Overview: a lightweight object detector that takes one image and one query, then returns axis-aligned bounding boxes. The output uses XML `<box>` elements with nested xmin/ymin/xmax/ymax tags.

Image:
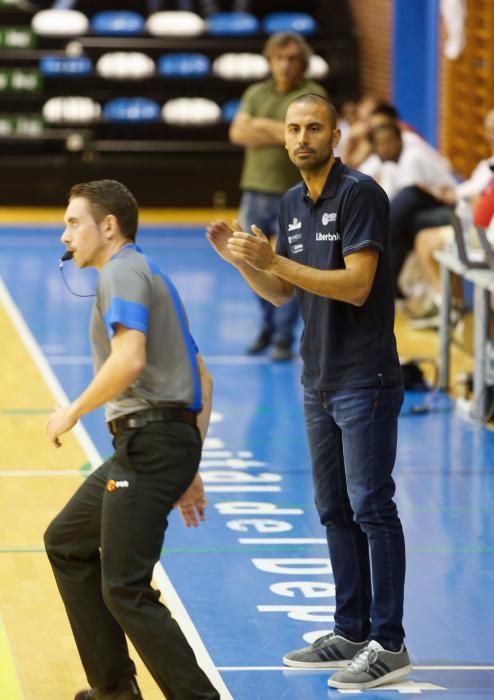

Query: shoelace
<box><xmin>347</xmin><ymin>641</ymin><xmax>382</xmax><ymax>672</ymax></box>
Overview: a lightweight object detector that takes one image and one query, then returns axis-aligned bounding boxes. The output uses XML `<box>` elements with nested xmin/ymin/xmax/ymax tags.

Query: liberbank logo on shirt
<box><xmin>316</xmin><ymin>231</ymin><xmax>341</xmax><ymax>242</ymax></box>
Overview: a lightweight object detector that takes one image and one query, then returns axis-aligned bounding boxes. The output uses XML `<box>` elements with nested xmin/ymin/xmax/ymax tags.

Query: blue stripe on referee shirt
<box><xmin>143</xmin><ymin>254</ymin><xmax>202</xmax><ymax>412</ymax></box>
<box><xmin>103</xmin><ymin>297</ymin><xmax>149</xmax><ymax>338</ymax></box>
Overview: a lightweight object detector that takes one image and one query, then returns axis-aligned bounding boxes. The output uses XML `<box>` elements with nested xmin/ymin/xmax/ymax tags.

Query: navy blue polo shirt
<box><xmin>276</xmin><ymin>157</ymin><xmax>402</xmax><ymax>390</ymax></box>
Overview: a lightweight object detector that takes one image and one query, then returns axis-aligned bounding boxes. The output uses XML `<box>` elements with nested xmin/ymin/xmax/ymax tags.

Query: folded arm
<box><xmin>229</xmin><ymin>112</ymin><xmax>285</xmax><ymax>147</ymax></box>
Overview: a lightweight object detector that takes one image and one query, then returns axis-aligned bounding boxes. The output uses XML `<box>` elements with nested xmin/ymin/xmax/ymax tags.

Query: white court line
<box><xmin>214</xmin><ymin>665</ymin><xmax>494</xmax><ymax>671</ymax></box>
<box><xmin>0</xmin><ymin>276</ymin><xmax>232</xmax><ymax>700</ymax></box>
<box><xmin>0</xmin><ymin>277</ymin><xmax>101</xmax><ymax>470</ymax></box>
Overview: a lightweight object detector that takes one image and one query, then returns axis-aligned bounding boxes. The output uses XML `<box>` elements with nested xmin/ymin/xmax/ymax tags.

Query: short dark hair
<box><xmin>68</xmin><ymin>179</ymin><xmax>138</xmax><ymax>241</ymax></box>
<box><xmin>287</xmin><ymin>93</ymin><xmax>338</xmax><ymax>129</ymax></box>
<box><xmin>263</xmin><ymin>32</ymin><xmax>312</xmax><ymax>72</ymax></box>
<box><xmin>371</xmin><ymin>102</ymin><xmax>400</xmax><ymax>121</ymax></box>
<box><xmin>370</xmin><ymin>122</ymin><xmax>402</xmax><ymax>144</ymax></box>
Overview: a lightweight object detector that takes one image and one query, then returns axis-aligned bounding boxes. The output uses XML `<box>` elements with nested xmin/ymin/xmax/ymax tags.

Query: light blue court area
<box><xmin>0</xmin><ymin>225</ymin><xmax>493</xmax><ymax>699</ymax></box>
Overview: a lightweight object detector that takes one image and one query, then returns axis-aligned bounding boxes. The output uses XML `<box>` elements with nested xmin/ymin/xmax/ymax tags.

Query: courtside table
<box><xmin>434</xmin><ymin>249</ymin><xmax>494</xmax><ymax>422</ymax></box>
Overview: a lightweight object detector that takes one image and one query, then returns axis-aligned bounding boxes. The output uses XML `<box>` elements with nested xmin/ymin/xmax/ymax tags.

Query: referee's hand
<box><xmin>174</xmin><ymin>474</ymin><xmax>207</xmax><ymax>527</ymax></box>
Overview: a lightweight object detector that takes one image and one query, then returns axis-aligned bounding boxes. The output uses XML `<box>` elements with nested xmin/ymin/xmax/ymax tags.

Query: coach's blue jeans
<box><xmin>303</xmin><ymin>383</ymin><xmax>406</xmax><ymax>650</ymax></box>
<box><xmin>239</xmin><ymin>190</ymin><xmax>299</xmax><ymax>346</ymax></box>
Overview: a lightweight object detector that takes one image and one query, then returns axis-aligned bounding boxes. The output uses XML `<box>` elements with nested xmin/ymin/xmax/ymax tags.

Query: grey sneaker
<box><xmin>283</xmin><ymin>632</ymin><xmax>368</xmax><ymax>668</ymax></box>
<box><xmin>328</xmin><ymin>640</ymin><xmax>412</xmax><ymax>689</ymax></box>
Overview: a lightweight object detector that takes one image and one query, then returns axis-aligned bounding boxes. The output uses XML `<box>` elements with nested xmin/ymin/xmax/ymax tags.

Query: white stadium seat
<box><xmin>307</xmin><ymin>55</ymin><xmax>330</xmax><ymax>80</ymax></box>
<box><xmin>32</xmin><ymin>10</ymin><xmax>89</xmax><ymax>37</ymax></box>
<box><xmin>146</xmin><ymin>11</ymin><xmax>205</xmax><ymax>37</ymax></box>
<box><xmin>213</xmin><ymin>53</ymin><xmax>269</xmax><ymax>81</ymax></box>
<box><xmin>42</xmin><ymin>97</ymin><xmax>100</xmax><ymax>124</ymax></box>
<box><xmin>162</xmin><ymin>98</ymin><xmax>221</xmax><ymax>126</ymax></box>
<box><xmin>96</xmin><ymin>52</ymin><xmax>155</xmax><ymax>80</ymax></box>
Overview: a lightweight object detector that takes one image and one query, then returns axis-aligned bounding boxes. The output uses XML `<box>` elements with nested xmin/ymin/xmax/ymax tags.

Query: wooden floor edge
<box><xmin>0</xmin><ymin>208</ymin><xmax>239</xmax><ymax>225</ymax></box>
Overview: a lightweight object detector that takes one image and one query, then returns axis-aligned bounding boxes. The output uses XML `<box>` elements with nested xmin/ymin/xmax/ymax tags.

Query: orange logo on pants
<box><xmin>106</xmin><ymin>479</ymin><xmax>129</xmax><ymax>492</ymax></box>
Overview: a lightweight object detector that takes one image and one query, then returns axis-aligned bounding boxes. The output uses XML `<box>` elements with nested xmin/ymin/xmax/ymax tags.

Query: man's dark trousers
<box><xmin>389</xmin><ymin>185</ymin><xmax>452</xmax><ymax>294</ymax></box>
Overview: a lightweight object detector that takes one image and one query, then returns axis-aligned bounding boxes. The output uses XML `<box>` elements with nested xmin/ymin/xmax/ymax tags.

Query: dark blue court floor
<box><xmin>1</xmin><ymin>225</ymin><xmax>493</xmax><ymax>699</ymax></box>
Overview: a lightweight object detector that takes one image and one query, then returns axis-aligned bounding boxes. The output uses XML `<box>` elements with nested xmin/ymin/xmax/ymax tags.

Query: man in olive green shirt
<box><xmin>230</xmin><ymin>32</ymin><xmax>327</xmax><ymax>360</ymax></box>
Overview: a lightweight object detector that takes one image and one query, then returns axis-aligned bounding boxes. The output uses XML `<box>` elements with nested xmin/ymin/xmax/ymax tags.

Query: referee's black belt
<box><xmin>107</xmin><ymin>406</ymin><xmax>197</xmax><ymax>435</ymax></box>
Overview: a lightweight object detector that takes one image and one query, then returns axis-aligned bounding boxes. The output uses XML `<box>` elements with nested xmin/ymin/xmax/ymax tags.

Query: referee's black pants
<box><xmin>44</xmin><ymin>420</ymin><xmax>220</xmax><ymax>700</ymax></box>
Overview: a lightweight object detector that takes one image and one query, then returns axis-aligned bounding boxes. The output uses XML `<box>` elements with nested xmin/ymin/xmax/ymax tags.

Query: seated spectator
<box><xmin>369</xmin><ymin>122</ymin><xmax>456</xmax><ymax>296</ymax></box>
<box><xmin>359</xmin><ymin>103</ymin><xmax>443</xmax><ymax>181</ymax></box>
<box><xmin>339</xmin><ymin>94</ymin><xmax>379</xmax><ymax>167</ymax></box>
<box><xmin>438</xmin><ymin>109</ymin><xmax>494</xmax><ymax>207</ymax></box>
<box><xmin>334</xmin><ymin>99</ymin><xmax>357</xmax><ymax>157</ymax></box>
<box><xmin>410</xmin><ymin>109</ymin><xmax>494</xmax><ymax>326</ymax></box>
<box><xmin>341</xmin><ymin>100</ymin><xmax>420</xmax><ymax>170</ymax></box>
<box><xmin>474</xmin><ymin>169</ymin><xmax>494</xmax><ymax>235</ymax></box>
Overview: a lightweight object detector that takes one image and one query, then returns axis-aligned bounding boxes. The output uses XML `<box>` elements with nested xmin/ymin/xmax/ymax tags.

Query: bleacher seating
<box><xmin>0</xmin><ymin>0</ymin><xmax>358</xmax><ymax>206</ymax></box>
<box><xmin>262</xmin><ymin>12</ymin><xmax>318</xmax><ymax>36</ymax></box>
<box><xmin>146</xmin><ymin>11</ymin><xmax>206</xmax><ymax>37</ymax></box>
<box><xmin>43</xmin><ymin>96</ymin><xmax>101</xmax><ymax>123</ymax></box>
<box><xmin>96</xmin><ymin>52</ymin><xmax>155</xmax><ymax>80</ymax></box>
<box><xmin>91</xmin><ymin>11</ymin><xmax>145</xmax><ymax>36</ymax></box>
<box><xmin>207</xmin><ymin>12</ymin><xmax>259</xmax><ymax>37</ymax></box>
<box><xmin>162</xmin><ymin>98</ymin><xmax>221</xmax><ymax>126</ymax></box>
<box><xmin>39</xmin><ymin>56</ymin><xmax>93</xmax><ymax>78</ymax></box>
<box><xmin>31</xmin><ymin>9</ymin><xmax>89</xmax><ymax>37</ymax></box>
<box><xmin>157</xmin><ymin>53</ymin><xmax>211</xmax><ymax>78</ymax></box>
<box><xmin>103</xmin><ymin>97</ymin><xmax>160</xmax><ymax>122</ymax></box>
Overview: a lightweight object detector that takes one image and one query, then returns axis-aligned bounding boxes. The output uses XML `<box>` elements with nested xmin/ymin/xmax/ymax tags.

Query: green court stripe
<box><xmin>0</xmin><ymin>614</ymin><xmax>23</xmax><ymax>699</ymax></box>
<box><xmin>0</xmin><ymin>544</ymin><xmax>492</xmax><ymax>555</ymax></box>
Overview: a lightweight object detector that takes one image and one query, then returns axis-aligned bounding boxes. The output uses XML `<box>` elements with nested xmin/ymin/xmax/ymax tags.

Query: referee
<box><xmin>45</xmin><ymin>180</ymin><xmax>219</xmax><ymax>700</ymax></box>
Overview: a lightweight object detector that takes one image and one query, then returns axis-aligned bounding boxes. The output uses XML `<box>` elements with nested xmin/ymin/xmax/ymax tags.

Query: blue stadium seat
<box><xmin>103</xmin><ymin>97</ymin><xmax>160</xmax><ymax>123</ymax></box>
<box><xmin>208</xmin><ymin>12</ymin><xmax>259</xmax><ymax>36</ymax></box>
<box><xmin>263</xmin><ymin>12</ymin><xmax>317</xmax><ymax>36</ymax></box>
<box><xmin>39</xmin><ymin>56</ymin><xmax>92</xmax><ymax>77</ymax></box>
<box><xmin>91</xmin><ymin>11</ymin><xmax>145</xmax><ymax>36</ymax></box>
<box><xmin>157</xmin><ymin>54</ymin><xmax>210</xmax><ymax>79</ymax></box>
<box><xmin>222</xmin><ymin>99</ymin><xmax>241</xmax><ymax>123</ymax></box>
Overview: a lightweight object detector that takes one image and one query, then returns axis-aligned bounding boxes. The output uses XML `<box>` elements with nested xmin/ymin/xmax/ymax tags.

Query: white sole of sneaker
<box><xmin>327</xmin><ymin>663</ymin><xmax>413</xmax><ymax>689</ymax></box>
<box><xmin>283</xmin><ymin>657</ymin><xmax>350</xmax><ymax>669</ymax></box>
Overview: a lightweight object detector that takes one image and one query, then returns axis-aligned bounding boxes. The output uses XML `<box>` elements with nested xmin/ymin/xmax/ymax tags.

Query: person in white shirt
<box><xmin>410</xmin><ymin>109</ymin><xmax>494</xmax><ymax>325</ymax></box>
<box><xmin>437</xmin><ymin>108</ymin><xmax>494</xmax><ymax>205</ymax></box>
<box><xmin>370</xmin><ymin>122</ymin><xmax>455</xmax><ymax>295</ymax></box>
